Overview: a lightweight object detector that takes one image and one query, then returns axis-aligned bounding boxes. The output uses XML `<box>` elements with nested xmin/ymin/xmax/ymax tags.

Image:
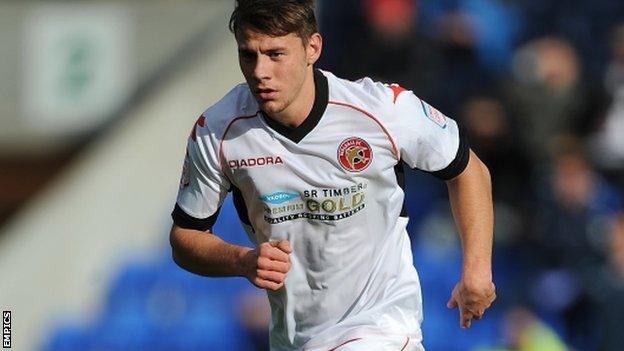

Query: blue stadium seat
<box><xmin>41</xmin><ymin>324</ymin><xmax>93</xmax><ymax>351</ymax></box>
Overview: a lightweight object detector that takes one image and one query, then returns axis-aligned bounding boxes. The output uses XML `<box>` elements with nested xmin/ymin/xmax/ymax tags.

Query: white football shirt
<box><xmin>172</xmin><ymin>69</ymin><xmax>468</xmax><ymax>350</ymax></box>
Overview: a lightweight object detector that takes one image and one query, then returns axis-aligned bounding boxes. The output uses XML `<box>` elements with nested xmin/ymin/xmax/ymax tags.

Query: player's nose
<box><xmin>252</xmin><ymin>56</ymin><xmax>272</xmax><ymax>81</ymax></box>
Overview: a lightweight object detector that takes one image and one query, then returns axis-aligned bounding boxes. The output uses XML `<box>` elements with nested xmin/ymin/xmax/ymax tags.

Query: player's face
<box><xmin>236</xmin><ymin>28</ymin><xmax>321</xmax><ymax>118</ymax></box>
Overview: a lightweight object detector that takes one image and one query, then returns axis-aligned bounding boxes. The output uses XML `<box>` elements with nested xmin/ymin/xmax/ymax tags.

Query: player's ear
<box><xmin>306</xmin><ymin>33</ymin><xmax>322</xmax><ymax>65</ymax></box>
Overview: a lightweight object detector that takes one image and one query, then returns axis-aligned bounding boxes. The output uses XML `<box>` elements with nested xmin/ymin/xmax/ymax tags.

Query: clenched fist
<box><xmin>242</xmin><ymin>240</ymin><xmax>292</xmax><ymax>291</ymax></box>
<box><xmin>446</xmin><ymin>278</ymin><xmax>496</xmax><ymax>328</ymax></box>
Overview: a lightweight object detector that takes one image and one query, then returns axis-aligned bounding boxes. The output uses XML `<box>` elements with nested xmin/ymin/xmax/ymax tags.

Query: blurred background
<box><xmin>1</xmin><ymin>0</ymin><xmax>623</xmax><ymax>350</ymax></box>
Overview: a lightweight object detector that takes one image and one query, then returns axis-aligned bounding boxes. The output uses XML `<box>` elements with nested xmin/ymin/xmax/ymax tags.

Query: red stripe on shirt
<box><xmin>328</xmin><ymin>100</ymin><xmax>400</xmax><ymax>160</ymax></box>
<box><xmin>325</xmin><ymin>335</ymin><xmax>411</xmax><ymax>351</ymax></box>
<box><xmin>400</xmin><ymin>336</ymin><xmax>410</xmax><ymax>351</ymax></box>
<box><xmin>327</xmin><ymin>337</ymin><xmax>363</xmax><ymax>351</ymax></box>
<box><xmin>219</xmin><ymin>112</ymin><xmax>261</xmax><ymax>174</ymax></box>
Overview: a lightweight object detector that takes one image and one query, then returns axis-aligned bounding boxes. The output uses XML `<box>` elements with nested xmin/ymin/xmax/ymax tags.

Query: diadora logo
<box><xmin>228</xmin><ymin>156</ymin><xmax>284</xmax><ymax>169</ymax></box>
<box><xmin>338</xmin><ymin>137</ymin><xmax>373</xmax><ymax>172</ymax></box>
<box><xmin>260</xmin><ymin>191</ymin><xmax>300</xmax><ymax>205</ymax></box>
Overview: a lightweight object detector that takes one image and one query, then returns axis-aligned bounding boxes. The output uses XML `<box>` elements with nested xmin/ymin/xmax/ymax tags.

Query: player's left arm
<box><xmin>445</xmin><ymin>149</ymin><xmax>496</xmax><ymax>328</ymax></box>
<box><xmin>377</xmin><ymin>83</ymin><xmax>496</xmax><ymax>327</ymax></box>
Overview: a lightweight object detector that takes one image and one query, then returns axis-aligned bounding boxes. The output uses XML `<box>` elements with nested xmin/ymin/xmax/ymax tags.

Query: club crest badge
<box><xmin>338</xmin><ymin>137</ymin><xmax>373</xmax><ymax>172</ymax></box>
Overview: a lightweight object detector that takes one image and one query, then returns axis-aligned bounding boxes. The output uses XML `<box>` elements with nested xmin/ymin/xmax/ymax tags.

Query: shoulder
<box><xmin>191</xmin><ymin>83</ymin><xmax>260</xmax><ymax>142</ymax></box>
<box><xmin>322</xmin><ymin>70</ymin><xmax>408</xmax><ymax>109</ymax></box>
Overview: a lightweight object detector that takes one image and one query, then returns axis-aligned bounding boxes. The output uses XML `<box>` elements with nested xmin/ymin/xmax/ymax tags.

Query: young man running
<box><xmin>170</xmin><ymin>1</ymin><xmax>496</xmax><ymax>349</ymax></box>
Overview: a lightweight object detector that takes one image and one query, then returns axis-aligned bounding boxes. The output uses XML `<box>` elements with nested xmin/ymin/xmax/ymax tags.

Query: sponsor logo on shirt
<box><xmin>338</xmin><ymin>137</ymin><xmax>373</xmax><ymax>172</ymax></box>
<box><xmin>228</xmin><ymin>156</ymin><xmax>284</xmax><ymax>169</ymax></box>
<box><xmin>260</xmin><ymin>191</ymin><xmax>300</xmax><ymax>205</ymax></box>
<box><xmin>260</xmin><ymin>183</ymin><xmax>368</xmax><ymax>224</ymax></box>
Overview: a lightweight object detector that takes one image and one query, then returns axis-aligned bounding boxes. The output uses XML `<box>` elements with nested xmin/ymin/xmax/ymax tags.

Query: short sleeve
<box><xmin>392</xmin><ymin>89</ymin><xmax>469</xmax><ymax>180</ymax></box>
<box><xmin>171</xmin><ymin>117</ymin><xmax>231</xmax><ymax>231</ymax></box>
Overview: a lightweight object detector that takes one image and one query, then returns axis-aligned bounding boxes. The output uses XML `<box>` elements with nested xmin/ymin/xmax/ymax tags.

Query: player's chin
<box><xmin>258</xmin><ymin>100</ymin><xmax>283</xmax><ymax>114</ymax></box>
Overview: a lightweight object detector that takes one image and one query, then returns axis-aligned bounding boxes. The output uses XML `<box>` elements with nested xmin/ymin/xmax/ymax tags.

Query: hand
<box><xmin>242</xmin><ymin>240</ymin><xmax>292</xmax><ymax>291</ymax></box>
<box><xmin>446</xmin><ymin>278</ymin><xmax>496</xmax><ymax>328</ymax></box>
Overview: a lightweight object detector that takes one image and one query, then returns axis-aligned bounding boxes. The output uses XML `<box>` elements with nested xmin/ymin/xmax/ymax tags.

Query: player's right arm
<box><xmin>170</xmin><ymin>114</ymin><xmax>291</xmax><ymax>290</ymax></box>
<box><xmin>170</xmin><ymin>224</ymin><xmax>291</xmax><ymax>290</ymax></box>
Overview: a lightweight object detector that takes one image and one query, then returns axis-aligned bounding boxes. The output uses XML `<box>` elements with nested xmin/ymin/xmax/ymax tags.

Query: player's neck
<box><xmin>267</xmin><ymin>68</ymin><xmax>315</xmax><ymax>128</ymax></box>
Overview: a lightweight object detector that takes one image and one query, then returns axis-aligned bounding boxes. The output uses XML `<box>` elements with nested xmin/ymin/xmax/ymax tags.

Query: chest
<box><xmin>221</xmin><ymin>111</ymin><xmax>397</xmax><ymax>195</ymax></box>
<box><xmin>219</xmin><ymin>108</ymin><xmax>400</xmax><ymax>228</ymax></box>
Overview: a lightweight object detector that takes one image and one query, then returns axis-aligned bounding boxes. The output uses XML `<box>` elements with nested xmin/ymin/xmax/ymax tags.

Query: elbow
<box><xmin>169</xmin><ymin>224</ymin><xmax>206</xmax><ymax>271</ymax></box>
<box><xmin>478</xmin><ymin>156</ymin><xmax>491</xmax><ymax>183</ymax></box>
<box><xmin>170</xmin><ymin>244</ymin><xmax>189</xmax><ymax>272</ymax></box>
<box><xmin>474</xmin><ymin>153</ymin><xmax>492</xmax><ymax>193</ymax></box>
<box><xmin>468</xmin><ymin>149</ymin><xmax>491</xmax><ymax>181</ymax></box>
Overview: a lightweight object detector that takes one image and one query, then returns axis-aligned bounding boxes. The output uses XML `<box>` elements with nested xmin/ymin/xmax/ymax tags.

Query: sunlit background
<box><xmin>1</xmin><ymin>0</ymin><xmax>623</xmax><ymax>350</ymax></box>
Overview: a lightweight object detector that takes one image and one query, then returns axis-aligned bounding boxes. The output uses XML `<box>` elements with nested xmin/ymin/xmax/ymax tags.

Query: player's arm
<box><xmin>384</xmin><ymin>85</ymin><xmax>495</xmax><ymax>327</ymax></box>
<box><xmin>170</xmin><ymin>224</ymin><xmax>251</xmax><ymax>277</ymax></box>
<box><xmin>172</xmin><ymin>115</ymin><xmax>291</xmax><ymax>290</ymax></box>
<box><xmin>169</xmin><ymin>224</ymin><xmax>292</xmax><ymax>290</ymax></box>
<box><xmin>445</xmin><ymin>149</ymin><xmax>496</xmax><ymax>328</ymax></box>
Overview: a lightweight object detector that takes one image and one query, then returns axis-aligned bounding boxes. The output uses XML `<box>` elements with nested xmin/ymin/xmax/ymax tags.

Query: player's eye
<box><xmin>268</xmin><ymin>52</ymin><xmax>284</xmax><ymax>59</ymax></box>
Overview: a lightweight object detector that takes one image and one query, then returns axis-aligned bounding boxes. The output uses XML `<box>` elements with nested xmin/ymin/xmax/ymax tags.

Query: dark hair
<box><xmin>229</xmin><ymin>0</ymin><xmax>318</xmax><ymax>44</ymax></box>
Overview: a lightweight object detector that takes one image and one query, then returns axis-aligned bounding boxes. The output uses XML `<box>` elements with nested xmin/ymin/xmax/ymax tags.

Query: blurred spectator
<box><xmin>460</xmin><ymin>94</ymin><xmax>531</xmax><ymax>254</ymax></box>
<box><xmin>322</xmin><ymin>0</ymin><xmax>448</xmax><ymax>108</ymax></box>
<box><xmin>588</xmin><ymin>23</ymin><xmax>624</xmax><ymax>187</ymax></box>
<box><xmin>319</xmin><ymin>0</ymin><xmax>483</xmax><ymax>113</ymax></box>
<box><xmin>530</xmin><ymin>138</ymin><xmax>622</xmax><ymax>350</ymax></box>
<box><xmin>505</xmin><ymin>37</ymin><xmax>591</xmax><ymax>164</ymax></box>
<box><xmin>517</xmin><ymin>0</ymin><xmax>624</xmax><ymax>84</ymax></box>
<box><xmin>604</xmin><ymin>24</ymin><xmax>624</xmax><ymax>95</ymax></box>
<box><xmin>426</xmin><ymin>6</ymin><xmax>490</xmax><ymax>114</ymax></box>
<box><xmin>316</xmin><ymin>0</ymin><xmax>366</xmax><ymax>73</ymax></box>
<box><xmin>472</xmin><ymin>306</ymin><xmax>569</xmax><ymax>351</ymax></box>
<box><xmin>500</xmin><ymin>306</ymin><xmax>568</xmax><ymax>351</ymax></box>
<box><xmin>460</xmin><ymin>94</ymin><xmax>530</xmax><ymax>206</ymax></box>
<box><xmin>417</xmin><ymin>0</ymin><xmax>511</xmax><ymax>113</ymax></box>
<box><xmin>420</xmin><ymin>0</ymin><xmax>521</xmax><ymax>74</ymax></box>
<box><xmin>582</xmin><ymin>213</ymin><xmax>624</xmax><ymax>351</ymax></box>
<box><xmin>533</xmin><ymin>137</ymin><xmax>622</xmax><ymax>269</ymax></box>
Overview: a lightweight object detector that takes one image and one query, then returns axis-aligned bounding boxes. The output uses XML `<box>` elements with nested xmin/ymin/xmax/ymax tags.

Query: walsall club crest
<box><xmin>338</xmin><ymin>137</ymin><xmax>373</xmax><ymax>172</ymax></box>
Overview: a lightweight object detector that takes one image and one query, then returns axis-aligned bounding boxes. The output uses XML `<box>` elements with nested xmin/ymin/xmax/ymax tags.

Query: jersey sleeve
<box><xmin>392</xmin><ymin>88</ymin><xmax>470</xmax><ymax>180</ymax></box>
<box><xmin>171</xmin><ymin>117</ymin><xmax>231</xmax><ymax>231</ymax></box>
